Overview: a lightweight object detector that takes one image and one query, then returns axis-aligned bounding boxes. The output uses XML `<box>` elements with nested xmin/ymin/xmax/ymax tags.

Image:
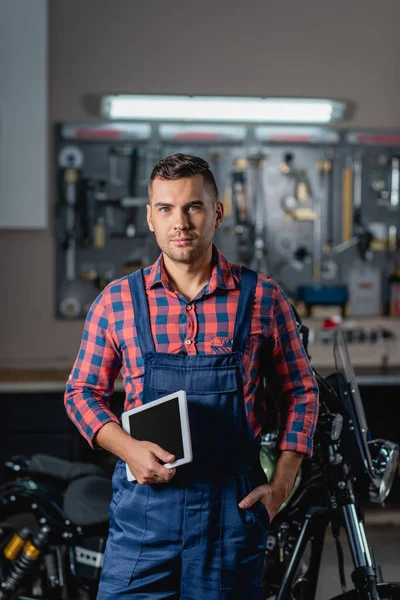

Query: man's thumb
<box><xmin>239</xmin><ymin>490</ymin><xmax>260</xmax><ymax>509</ymax></box>
<box><xmin>151</xmin><ymin>444</ymin><xmax>175</xmax><ymax>464</ymax></box>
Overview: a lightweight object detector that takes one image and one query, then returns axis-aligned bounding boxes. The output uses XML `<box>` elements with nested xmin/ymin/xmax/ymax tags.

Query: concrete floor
<box><xmin>317</xmin><ymin>522</ymin><xmax>400</xmax><ymax>599</ymax></box>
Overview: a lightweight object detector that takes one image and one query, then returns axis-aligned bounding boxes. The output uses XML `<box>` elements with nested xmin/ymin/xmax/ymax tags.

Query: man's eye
<box><xmin>188</xmin><ymin>205</ymin><xmax>200</xmax><ymax>211</ymax></box>
<box><xmin>160</xmin><ymin>207</ymin><xmax>170</xmax><ymax>213</ymax></box>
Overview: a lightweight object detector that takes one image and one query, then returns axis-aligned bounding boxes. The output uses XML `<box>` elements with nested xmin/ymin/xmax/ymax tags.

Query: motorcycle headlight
<box><xmin>368</xmin><ymin>440</ymin><xmax>399</xmax><ymax>503</ymax></box>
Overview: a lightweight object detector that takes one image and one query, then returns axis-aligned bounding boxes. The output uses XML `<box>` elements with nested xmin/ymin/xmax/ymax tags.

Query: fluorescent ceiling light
<box><xmin>101</xmin><ymin>95</ymin><xmax>346</xmax><ymax>124</ymax></box>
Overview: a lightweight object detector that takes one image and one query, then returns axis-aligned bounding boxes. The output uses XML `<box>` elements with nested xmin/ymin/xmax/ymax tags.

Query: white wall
<box><xmin>0</xmin><ymin>0</ymin><xmax>47</xmax><ymax>229</ymax></box>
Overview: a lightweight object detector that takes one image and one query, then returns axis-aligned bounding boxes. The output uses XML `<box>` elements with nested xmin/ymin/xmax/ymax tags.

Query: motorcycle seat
<box><xmin>28</xmin><ymin>454</ymin><xmax>107</xmax><ymax>481</ymax></box>
<box><xmin>64</xmin><ymin>475</ymin><xmax>112</xmax><ymax>526</ymax></box>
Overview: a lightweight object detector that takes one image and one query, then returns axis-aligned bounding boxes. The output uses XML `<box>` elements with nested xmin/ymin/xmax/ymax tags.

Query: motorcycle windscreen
<box><xmin>333</xmin><ymin>330</ymin><xmax>375</xmax><ymax>477</ymax></box>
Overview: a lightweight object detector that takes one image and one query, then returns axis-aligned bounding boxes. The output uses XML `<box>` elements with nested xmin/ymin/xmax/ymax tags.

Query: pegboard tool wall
<box><xmin>55</xmin><ymin>124</ymin><xmax>400</xmax><ymax>319</ymax></box>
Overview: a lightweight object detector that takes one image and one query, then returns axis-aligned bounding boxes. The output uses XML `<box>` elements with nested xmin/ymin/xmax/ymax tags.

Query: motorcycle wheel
<box><xmin>329</xmin><ymin>582</ymin><xmax>400</xmax><ymax>600</ymax></box>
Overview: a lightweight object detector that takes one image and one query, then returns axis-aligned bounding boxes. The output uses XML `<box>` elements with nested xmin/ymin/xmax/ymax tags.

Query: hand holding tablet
<box><xmin>121</xmin><ymin>390</ymin><xmax>193</xmax><ymax>483</ymax></box>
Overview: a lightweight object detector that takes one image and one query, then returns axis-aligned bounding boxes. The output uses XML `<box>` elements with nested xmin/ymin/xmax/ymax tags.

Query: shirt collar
<box><xmin>145</xmin><ymin>245</ymin><xmax>238</xmax><ymax>292</ymax></box>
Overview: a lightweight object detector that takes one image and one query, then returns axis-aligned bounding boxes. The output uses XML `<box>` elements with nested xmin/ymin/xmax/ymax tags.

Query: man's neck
<box><xmin>163</xmin><ymin>246</ymin><xmax>214</xmax><ymax>302</ymax></box>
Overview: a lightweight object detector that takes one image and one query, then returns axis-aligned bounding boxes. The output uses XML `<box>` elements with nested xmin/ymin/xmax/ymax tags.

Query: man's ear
<box><xmin>146</xmin><ymin>203</ymin><xmax>154</xmax><ymax>232</ymax></box>
<box><xmin>215</xmin><ymin>201</ymin><xmax>224</xmax><ymax>229</ymax></box>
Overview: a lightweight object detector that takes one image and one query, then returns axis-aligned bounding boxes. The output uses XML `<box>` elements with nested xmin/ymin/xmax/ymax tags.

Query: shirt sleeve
<box><xmin>64</xmin><ymin>288</ymin><xmax>122</xmax><ymax>448</ymax></box>
<box><xmin>265</xmin><ymin>284</ymin><xmax>319</xmax><ymax>457</ymax></box>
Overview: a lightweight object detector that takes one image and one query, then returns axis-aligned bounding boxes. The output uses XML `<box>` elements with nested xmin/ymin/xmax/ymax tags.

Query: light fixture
<box><xmin>100</xmin><ymin>95</ymin><xmax>347</xmax><ymax>124</ymax></box>
<box><xmin>255</xmin><ymin>126</ymin><xmax>340</xmax><ymax>143</ymax></box>
<box><xmin>368</xmin><ymin>439</ymin><xmax>399</xmax><ymax>503</ymax></box>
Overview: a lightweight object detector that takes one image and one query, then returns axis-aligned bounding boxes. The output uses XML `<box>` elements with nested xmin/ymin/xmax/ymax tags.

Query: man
<box><xmin>65</xmin><ymin>153</ymin><xmax>319</xmax><ymax>599</ymax></box>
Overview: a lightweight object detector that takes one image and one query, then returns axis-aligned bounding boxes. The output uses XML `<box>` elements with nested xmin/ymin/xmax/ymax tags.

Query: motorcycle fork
<box><xmin>276</xmin><ymin>508</ymin><xmax>327</xmax><ymax>600</ymax></box>
<box><xmin>342</xmin><ymin>503</ymin><xmax>380</xmax><ymax>599</ymax></box>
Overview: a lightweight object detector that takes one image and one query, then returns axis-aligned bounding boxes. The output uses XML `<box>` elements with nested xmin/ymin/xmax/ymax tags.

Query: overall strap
<box><xmin>232</xmin><ymin>267</ymin><xmax>258</xmax><ymax>353</ymax></box>
<box><xmin>128</xmin><ymin>270</ymin><xmax>156</xmax><ymax>356</ymax></box>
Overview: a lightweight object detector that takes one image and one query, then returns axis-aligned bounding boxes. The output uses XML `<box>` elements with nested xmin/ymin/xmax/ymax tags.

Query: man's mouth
<box><xmin>171</xmin><ymin>238</ymin><xmax>193</xmax><ymax>245</ymax></box>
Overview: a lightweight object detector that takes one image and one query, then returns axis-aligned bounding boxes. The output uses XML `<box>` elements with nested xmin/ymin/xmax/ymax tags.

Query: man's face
<box><xmin>146</xmin><ymin>175</ymin><xmax>223</xmax><ymax>264</ymax></box>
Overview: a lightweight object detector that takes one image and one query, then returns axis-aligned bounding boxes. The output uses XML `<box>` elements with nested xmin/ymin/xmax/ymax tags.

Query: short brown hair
<box><xmin>149</xmin><ymin>153</ymin><xmax>218</xmax><ymax>202</ymax></box>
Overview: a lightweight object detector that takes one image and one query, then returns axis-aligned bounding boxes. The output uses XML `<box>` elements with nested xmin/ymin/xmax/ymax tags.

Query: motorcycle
<box><xmin>0</xmin><ymin>330</ymin><xmax>399</xmax><ymax>599</ymax></box>
<box><xmin>260</xmin><ymin>329</ymin><xmax>400</xmax><ymax>600</ymax></box>
<box><xmin>0</xmin><ymin>455</ymin><xmax>112</xmax><ymax>599</ymax></box>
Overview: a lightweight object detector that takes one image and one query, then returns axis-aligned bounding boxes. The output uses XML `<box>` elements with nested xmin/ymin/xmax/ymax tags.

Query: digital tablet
<box><xmin>121</xmin><ymin>390</ymin><xmax>192</xmax><ymax>482</ymax></box>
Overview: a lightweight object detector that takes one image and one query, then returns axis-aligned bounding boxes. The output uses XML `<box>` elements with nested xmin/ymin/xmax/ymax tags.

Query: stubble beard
<box><xmin>159</xmin><ymin>234</ymin><xmax>213</xmax><ymax>265</ymax></box>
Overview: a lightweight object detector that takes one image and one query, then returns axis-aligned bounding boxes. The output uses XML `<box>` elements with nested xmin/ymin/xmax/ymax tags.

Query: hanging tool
<box><xmin>388</xmin><ymin>225</ymin><xmax>398</xmax><ymax>253</ymax></box>
<box><xmin>93</xmin><ymin>179</ymin><xmax>115</xmax><ymax>233</ymax></box>
<box><xmin>95</xmin><ymin>263</ymin><xmax>115</xmax><ymax>291</ymax></box>
<box><xmin>210</xmin><ymin>150</ymin><xmax>222</xmax><ymax>197</ymax></box>
<box><xmin>93</xmin><ymin>217</ymin><xmax>106</xmax><ymax>249</ymax></box>
<box><xmin>107</xmin><ymin>147</ymin><xmax>124</xmax><ymax>230</ymax></box>
<box><xmin>77</xmin><ymin>179</ymin><xmax>93</xmax><ymax>249</ymax></box>
<box><xmin>58</xmin><ymin>146</ymin><xmax>84</xmax><ymax>170</ymax></box>
<box><xmin>353</xmin><ymin>153</ymin><xmax>375</xmax><ymax>261</ymax></box>
<box><xmin>64</xmin><ymin>168</ymin><xmax>78</xmax><ymax>281</ymax></box>
<box><xmin>337</xmin><ymin>154</ymin><xmax>374</xmax><ymax>262</ymax></box>
<box><xmin>107</xmin><ymin>145</ymin><xmax>131</xmax><ymax>230</ymax></box>
<box><xmin>312</xmin><ymin>195</ymin><xmax>322</xmax><ymax>283</ymax></box>
<box><xmin>59</xmin><ymin>296</ymin><xmax>82</xmax><ymax>318</ymax></box>
<box><xmin>390</xmin><ymin>156</ymin><xmax>400</xmax><ymax>208</ymax></box>
<box><xmin>317</xmin><ymin>155</ymin><xmax>334</xmax><ymax>245</ymax></box>
<box><xmin>58</xmin><ymin>146</ymin><xmax>84</xmax><ymax>282</ymax></box>
<box><xmin>280</xmin><ymin>153</ymin><xmax>298</xmax><ymax>215</ymax></box>
<box><xmin>280</xmin><ymin>153</ymin><xmax>293</xmax><ymax>175</ymax></box>
<box><xmin>108</xmin><ymin>146</ymin><xmax>125</xmax><ymax>188</ymax></box>
<box><xmin>103</xmin><ymin>147</ymin><xmax>149</xmax><ymax>239</ymax></box>
<box><xmin>280</xmin><ymin>152</ymin><xmax>316</xmax><ymax>221</ymax></box>
<box><xmin>316</xmin><ymin>154</ymin><xmax>338</xmax><ymax>282</ymax></box>
<box><xmin>353</xmin><ymin>153</ymin><xmax>363</xmax><ymax>227</ymax></box>
<box><xmin>232</xmin><ymin>158</ymin><xmax>254</xmax><ymax>264</ymax></box>
<box><xmin>79</xmin><ymin>264</ymin><xmax>98</xmax><ymax>282</ymax></box>
<box><xmin>121</xmin><ymin>147</ymin><xmax>149</xmax><ymax>238</ymax></box>
<box><xmin>248</xmin><ymin>152</ymin><xmax>268</xmax><ymax>273</ymax></box>
<box><xmin>222</xmin><ymin>183</ymin><xmax>233</xmax><ymax>217</ymax></box>
<box><xmin>233</xmin><ymin>159</ymin><xmax>249</xmax><ymax>223</ymax></box>
<box><xmin>126</xmin><ymin>147</ymin><xmax>139</xmax><ymax>238</ymax></box>
<box><xmin>341</xmin><ymin>157</ymin><xmax>353</xmax><ymax>243</ymax></box>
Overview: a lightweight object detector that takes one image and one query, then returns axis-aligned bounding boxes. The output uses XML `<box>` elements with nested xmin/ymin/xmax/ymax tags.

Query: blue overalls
<box><xmin>97</xmin><ymin>267</ymin><xmax>270</xmax><ymax>599</ymax></box>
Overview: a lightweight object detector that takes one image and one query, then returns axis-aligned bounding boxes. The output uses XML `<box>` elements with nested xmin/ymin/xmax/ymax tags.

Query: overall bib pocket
<box><xmin>149</xmin><ymin>365</ymin><xmax>238</xmax><ymax>395</ymax></box>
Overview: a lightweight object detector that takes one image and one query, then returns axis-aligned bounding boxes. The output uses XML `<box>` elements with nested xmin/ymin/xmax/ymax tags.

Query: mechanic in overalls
<box><xmin>65</xmin><ymin>153</ymin><xmax>319</xmax><ymax>599</ymax></box>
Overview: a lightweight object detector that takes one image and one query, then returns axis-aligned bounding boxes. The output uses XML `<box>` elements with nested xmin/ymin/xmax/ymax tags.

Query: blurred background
<box><xmin>1</xmin><ymin>1</ymin><xmax>400</xmax><ymax>595</ymax></box>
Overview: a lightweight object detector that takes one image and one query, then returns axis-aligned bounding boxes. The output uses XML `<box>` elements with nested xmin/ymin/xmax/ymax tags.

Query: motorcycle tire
<box><xmin>329</xmin><ymin>582</ymin><xmax>400</xmax><ymax>600</ymax></box>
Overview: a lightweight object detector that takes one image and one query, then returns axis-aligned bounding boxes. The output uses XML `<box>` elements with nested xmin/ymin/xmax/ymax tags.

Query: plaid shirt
<box><xmin>65</xmin><ymin>246</ymin><xmax>319</xmax><ymax>456</ymax></box>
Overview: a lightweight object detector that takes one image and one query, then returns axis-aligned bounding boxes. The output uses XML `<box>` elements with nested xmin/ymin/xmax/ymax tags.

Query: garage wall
<box><xmin>1</xmin><ymin>0</ymin><xmax>400</xmax><ymax>368</ymax></box>
<box><xmin>0</xmin><ymin>0</ymin><xmax>48</xmax><ymax>229</ymax></box>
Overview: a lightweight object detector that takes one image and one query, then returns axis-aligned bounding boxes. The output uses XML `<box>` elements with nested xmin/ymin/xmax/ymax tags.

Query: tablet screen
<box><xmin>128</xmin><ymin>396</ymin><xmax>184</xmax><ymax>460</ymax></box>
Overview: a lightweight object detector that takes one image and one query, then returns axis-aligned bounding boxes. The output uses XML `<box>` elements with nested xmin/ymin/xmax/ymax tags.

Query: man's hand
<box><xmin>238</xmin><ymin>483</ymin><xmax>288</xmax><ymax>522</ymax></box>
<box><xmin>238</xmin><ymin>450</ymin><xmax>304</xmax><ymax>522</ymax></box>
<box><xmin>126</xmin><ymin>440</ymin><xmax>177</xmax><ymax>485</ymax></box>
<box><xmin>94</xmin><ymin>422</ymin><xmax>176</xmax><ymax>485</ymax></box>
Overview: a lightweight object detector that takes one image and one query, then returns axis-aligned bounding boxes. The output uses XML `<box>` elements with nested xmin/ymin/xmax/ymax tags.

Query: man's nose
<box><xmin>173</xmin><ymin>209</ymin><xmax>189</xmax><ymax>229</ymax></box>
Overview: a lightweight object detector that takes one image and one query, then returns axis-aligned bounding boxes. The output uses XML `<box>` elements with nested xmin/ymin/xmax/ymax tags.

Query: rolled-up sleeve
<box><xmin>64</xmin><ymin>289</ymin><xmax>122</xmax><ymax>448</ymax></box>
<box><xmin>266</xmin><ymin>284</ymin><xmax>319</xmax><ymax>457</ymax></box>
